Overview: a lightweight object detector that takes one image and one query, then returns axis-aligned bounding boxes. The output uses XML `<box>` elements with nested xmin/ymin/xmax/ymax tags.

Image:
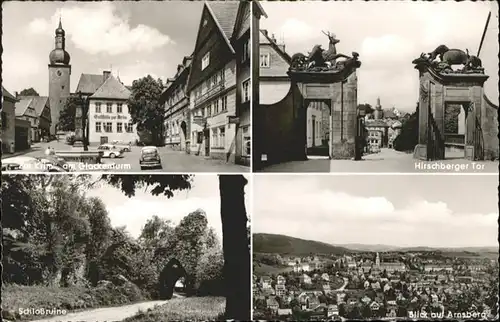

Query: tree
<box><xmin>101</xmin><ymin>174</ymin><xmax>250</xmax><ymax>320</ymax></box>
<box><xmin>362</xmin><ymin>304</ymin><xmax>372</xmax><ymax>318</ymax></box>
<box><xmin>84</xmin><ymin>197</ymin><xmax>113</xmax><ymax>285</ymax></box>
<box><xmin>338</xmin><ymin>303</ymin><xmax>347</xmax><ymax>317</ymax></box>
<box><xmin>19</xmin><ymin>87</ymin><xmax>40</xmax><ymax>96</ymax></box>
<box><xmin>167</xmin><ymin>209</ymin><xmax>210</xmax><ymax>294</ymax></box>
<box><xmin>219</xmin><ymin>175</ymin><xmax>250</xmax><ymax>320</ymax></box>
<box><xmin>378</xmin><ymin>305</ymin><xmax>387</xmax><ymax>317</ymax></box>
<box><xmin>58</xmin><ymin>95</ymin><xmax>83</xmax><ymax>132</ymax></box>
<box><xmin>127</xmin><ymin>75</ymin><xmax>166</xmax><ymax>146</ymax></box>
<box><xmin>196</xmin><ymin>246</ymin><xmax>224</xmax><ymax>296</ymax></box>
<box><xmin>99</xmin><ymin>228</ymin><xmax>141</xmax><ymax>281</ymax></box>
<box><xmin>394</xmin><ymin>102</ymin><xmax>419</xmax><ymax>152</ymax></box>
<box><xmin>139</xmin><ymin>215</ymin><xmax>175</xmax><ymax>249</ymax></box>
<box><xmin>348</xmin><ymin>305</ymin><xmax>362</xmax><ymax>319</ymax></box>
<box><xmin>2</xmin><ymin>175</ymin><xmax>92</xmax><ymax>286</ymax></box>
<box><xmin>358</xmin><ymin>103</ymin><xmax>374</xmax><ymax>116</ymax></box>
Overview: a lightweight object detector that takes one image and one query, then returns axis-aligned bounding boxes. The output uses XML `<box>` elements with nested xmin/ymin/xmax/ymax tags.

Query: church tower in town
<box><xmin>373</xmin><ymin>97</ymin><xmax>383</xmax><ymax>120</ymax></box>
<box><xmin>375</xmin><ymin>252</ymin><xmax>380</xmax><ymax>267</ymax></box>
<box><xmin>48</xmin><ymin>17</ymin><xmax>71</xmax><ymax>135</ymax></box>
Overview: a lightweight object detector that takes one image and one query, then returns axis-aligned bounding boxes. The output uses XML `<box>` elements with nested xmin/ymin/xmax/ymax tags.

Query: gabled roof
<box><xmin>232</xmin><ymin>1</ymin><xmax>250</xmax><ymax>40</ymax></box>
<box><xmin>252</xmin><ymin>1</ymin><xmax>268</xmax><ymax>19</ymax></box>
<box><xmin>76</xmin><ymin>74</ymin><xmax>105</xmax><ymax>94</ymax></box>
<box><xmin>187</xmin><ymin>2</ymin><xmax>241</xmax><ymax>91</ymax></box>
<box><xmin>203</xmin><ymin>2</ymin><xmax>240</xmax><ymax>54</ymax></box>
<box><xmin>90</xmin><ymin>75</ymin><xmax>131</xmax><ymax>100</ymax></box>
<box><xmin>260</xmin><ymin>29</ymin><xmax>292</xmax><ymax>64</ymax></box>
<box><xmin>15</xmin><ymin>97</ymin><xmax>34</xmax><ymax>116</ymax></box>
<box><xmin>2</xmin><ymin>86</ymin><xmax>17</xmax><ymax>102</ymax></box>
<box><xmin>206</xmin><ymin>2</ymin><xmax>240</xmax><ymax>47</ymax></box>
<box><xmin>17</xmin><ymin>96</ymin><xmax>50</xmax><ymax>117</ymax></box>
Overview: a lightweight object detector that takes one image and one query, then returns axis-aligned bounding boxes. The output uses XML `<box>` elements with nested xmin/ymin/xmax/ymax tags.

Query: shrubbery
<box><xmin>2</xmin><ymin>175</ymin><xmax>224</xmax><ymax>318</ymax></box>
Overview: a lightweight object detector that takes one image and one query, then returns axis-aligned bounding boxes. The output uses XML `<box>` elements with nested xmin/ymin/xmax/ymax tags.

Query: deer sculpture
<box><xmin>321</xmin><ymin>30</ymin><xmax>340</xmax><ymax>63</ymax></box>
<box><xmin>291</xmin><ymin>31</ymin><xmax>359</xmax><ymax>71</ymax></box>
<box><xmin>307</xmin><ymin>30</ymin><xmax>342</xmax><ymax>68</ymax></box>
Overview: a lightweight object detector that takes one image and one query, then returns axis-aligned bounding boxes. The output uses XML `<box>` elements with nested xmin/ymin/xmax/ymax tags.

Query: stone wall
<box><xmin>482</xmin><ymin>95</ymin><xmax>499</xmax><ymax>160</ymax></box>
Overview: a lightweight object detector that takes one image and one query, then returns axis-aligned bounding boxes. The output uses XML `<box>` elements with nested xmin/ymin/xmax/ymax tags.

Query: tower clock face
<box><xmin>57</xmin><ymin>70</ymin><xmax>62</xmax><ymax>76</ymax></box>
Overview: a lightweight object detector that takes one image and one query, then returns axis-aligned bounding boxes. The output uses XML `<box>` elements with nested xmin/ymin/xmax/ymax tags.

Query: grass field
<box><xmin>123</xmin><ymin>297</ymin><xmax>225</xmax><ymax>322</ymax></box>
<box><xmin>253</xmin><ymin>263</ymin><xmax>294</xmax><ymax>275</ymax></box>
<box><xmin>1</xmin><ymin>283</ymin><xmax>145</xmax><ymax>321</ymax></box>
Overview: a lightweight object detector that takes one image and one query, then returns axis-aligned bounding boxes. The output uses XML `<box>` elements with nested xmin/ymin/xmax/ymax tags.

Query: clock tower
<box><xmin>48</xmin><ymin>17</ymin><xmax>71</xmax><ymax>135</ymax></box>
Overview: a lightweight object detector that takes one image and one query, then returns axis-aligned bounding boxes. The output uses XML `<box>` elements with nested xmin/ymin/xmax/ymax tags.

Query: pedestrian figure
<box><xmin>45</xmin><ymin>146</ymin><xmax>52</xmax><ymax>156</ymax></box>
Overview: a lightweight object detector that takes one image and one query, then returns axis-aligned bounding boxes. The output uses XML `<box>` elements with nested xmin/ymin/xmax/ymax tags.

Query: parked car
<box><xmin>139</xmin><ymin>146</ymin><xmax>162</xmax><ymax>170</ymax></box>
<box><xmin>97</xmin><ymin>144</ymin><xmax>122</xmax><ymax>158</ymax></box>
<box><xmin>66</xmin><ymin>134</ymin><xmax>76</xmax><ymax>145</ymax></box>
<box><xmin>111</xmin><ymin>140</ymin><xmax>132</xmax><ymax>152</ymax></box>
<box><xmin>1</xmin><ymin>156</ymin><xmax>70</xmax><ymax>172</ymax></box>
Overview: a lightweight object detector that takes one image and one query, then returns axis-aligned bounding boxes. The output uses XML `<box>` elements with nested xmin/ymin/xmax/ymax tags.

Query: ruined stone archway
<box><xmin>158</xmin><ymin>258</ymin><xmax>189</xmax><ymax>300</ymax></box>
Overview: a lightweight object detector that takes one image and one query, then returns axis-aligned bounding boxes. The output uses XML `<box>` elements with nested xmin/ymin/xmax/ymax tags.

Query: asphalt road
<box><xmin>3</xmin><ymin>141</ymin><xmax>249</xmax><ymax>173</ymax></box>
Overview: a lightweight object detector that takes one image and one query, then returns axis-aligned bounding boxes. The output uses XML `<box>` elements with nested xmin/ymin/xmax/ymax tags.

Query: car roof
<box><xmin>142</xmin><ymin>146</ymin><xmax>158</xmax><ymax>150</ymax></box>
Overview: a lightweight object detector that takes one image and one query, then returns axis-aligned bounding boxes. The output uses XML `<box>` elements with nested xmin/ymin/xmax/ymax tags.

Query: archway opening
<box><xmin>305</xmin><ymin>99</ymin><xmax>331</xmax><ymax>159</ymax></box>
<box><xmin>443</xmin><ymin>102</ymin><xmax>468</xmax><ymax>160</ymax></box>
<box><xmin>158</xmin><ymin>258</ymin><xmax>188</xmax><ymax>300</ymax></box>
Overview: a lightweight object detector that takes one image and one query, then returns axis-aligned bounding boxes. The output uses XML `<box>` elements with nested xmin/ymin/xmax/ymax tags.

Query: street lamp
<box><xmin>74</xmin><ymin>91</ymin><xmax>88</xmax><ymax>151</ymax></box>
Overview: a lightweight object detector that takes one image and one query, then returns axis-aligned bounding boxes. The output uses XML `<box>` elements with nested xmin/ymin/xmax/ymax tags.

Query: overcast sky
<box><xmin>86</xmin><ymin>174</ymin><xmax>251</xmax><ymax>241</ymax></box>
<box><xmin>2</xmin><ymin>1</ymin><xmax>203</xmax><ymax>95</ymax></box>
<box><xmin>253</xmin><ymin>174</ymin><xmax>498</xmax><ymax>248</ymax></box>
<box><xmin>260</xmin><ymin>1</ymin><xmax>497</xmax><ymax>112</ymax></box>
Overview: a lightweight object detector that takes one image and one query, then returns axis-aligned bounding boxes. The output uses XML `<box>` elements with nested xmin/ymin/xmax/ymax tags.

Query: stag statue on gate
<box><xmin>290</xmin><ymin>31</ymin><xmax>361</xmax><ymax>72</ymax></box>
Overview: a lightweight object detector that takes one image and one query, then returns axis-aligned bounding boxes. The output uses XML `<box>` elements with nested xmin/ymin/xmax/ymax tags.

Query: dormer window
<box><xmin>202</xmin><ymin>52</ymin><xmax>210</xmax><ymax>71</ymax></box>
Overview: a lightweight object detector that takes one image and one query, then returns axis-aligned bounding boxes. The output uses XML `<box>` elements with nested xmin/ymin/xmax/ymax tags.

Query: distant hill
<box><xmin>252</xmin><ymin>233</ymin><xmax>498</xmax><ymax>256</ymax></box>
<box><xmin>337</xmin><ymin>244</ymin><xmax>399</xmax><ymax>252</ymax></box>
<box><xmin>337</xmin><ymin>244</ymin><xmax>498</xmax><ymax>254</ymax></box>
<box><xmin>397</xmin><ymin>246</ymin><xmax>499</xmax><ymax>254</ymax></box>
<box><xmin>253</xmin><ymin>233</ymin><xmax>354</xmax><ymax>255</ymax></box>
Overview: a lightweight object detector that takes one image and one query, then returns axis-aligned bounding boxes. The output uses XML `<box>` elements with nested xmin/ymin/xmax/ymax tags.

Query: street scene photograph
<box><xmin>2</xmin><ymin>174</ymin><xmax>251</xmax><ymax>322</ymax></box>
<box><xmin>252</xmin><ymin>1</ymin><xmax>498</xmax><ymax>173</ymax></box>
<box><xmin>2</xmin><ymin>1</ymin><xmax>251</xmax><ymax>172</ymax></box>
<box><xmin>252</xmin><ymin>174</ymin><xmax>499</xmax><ymax>320</ymax></box>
